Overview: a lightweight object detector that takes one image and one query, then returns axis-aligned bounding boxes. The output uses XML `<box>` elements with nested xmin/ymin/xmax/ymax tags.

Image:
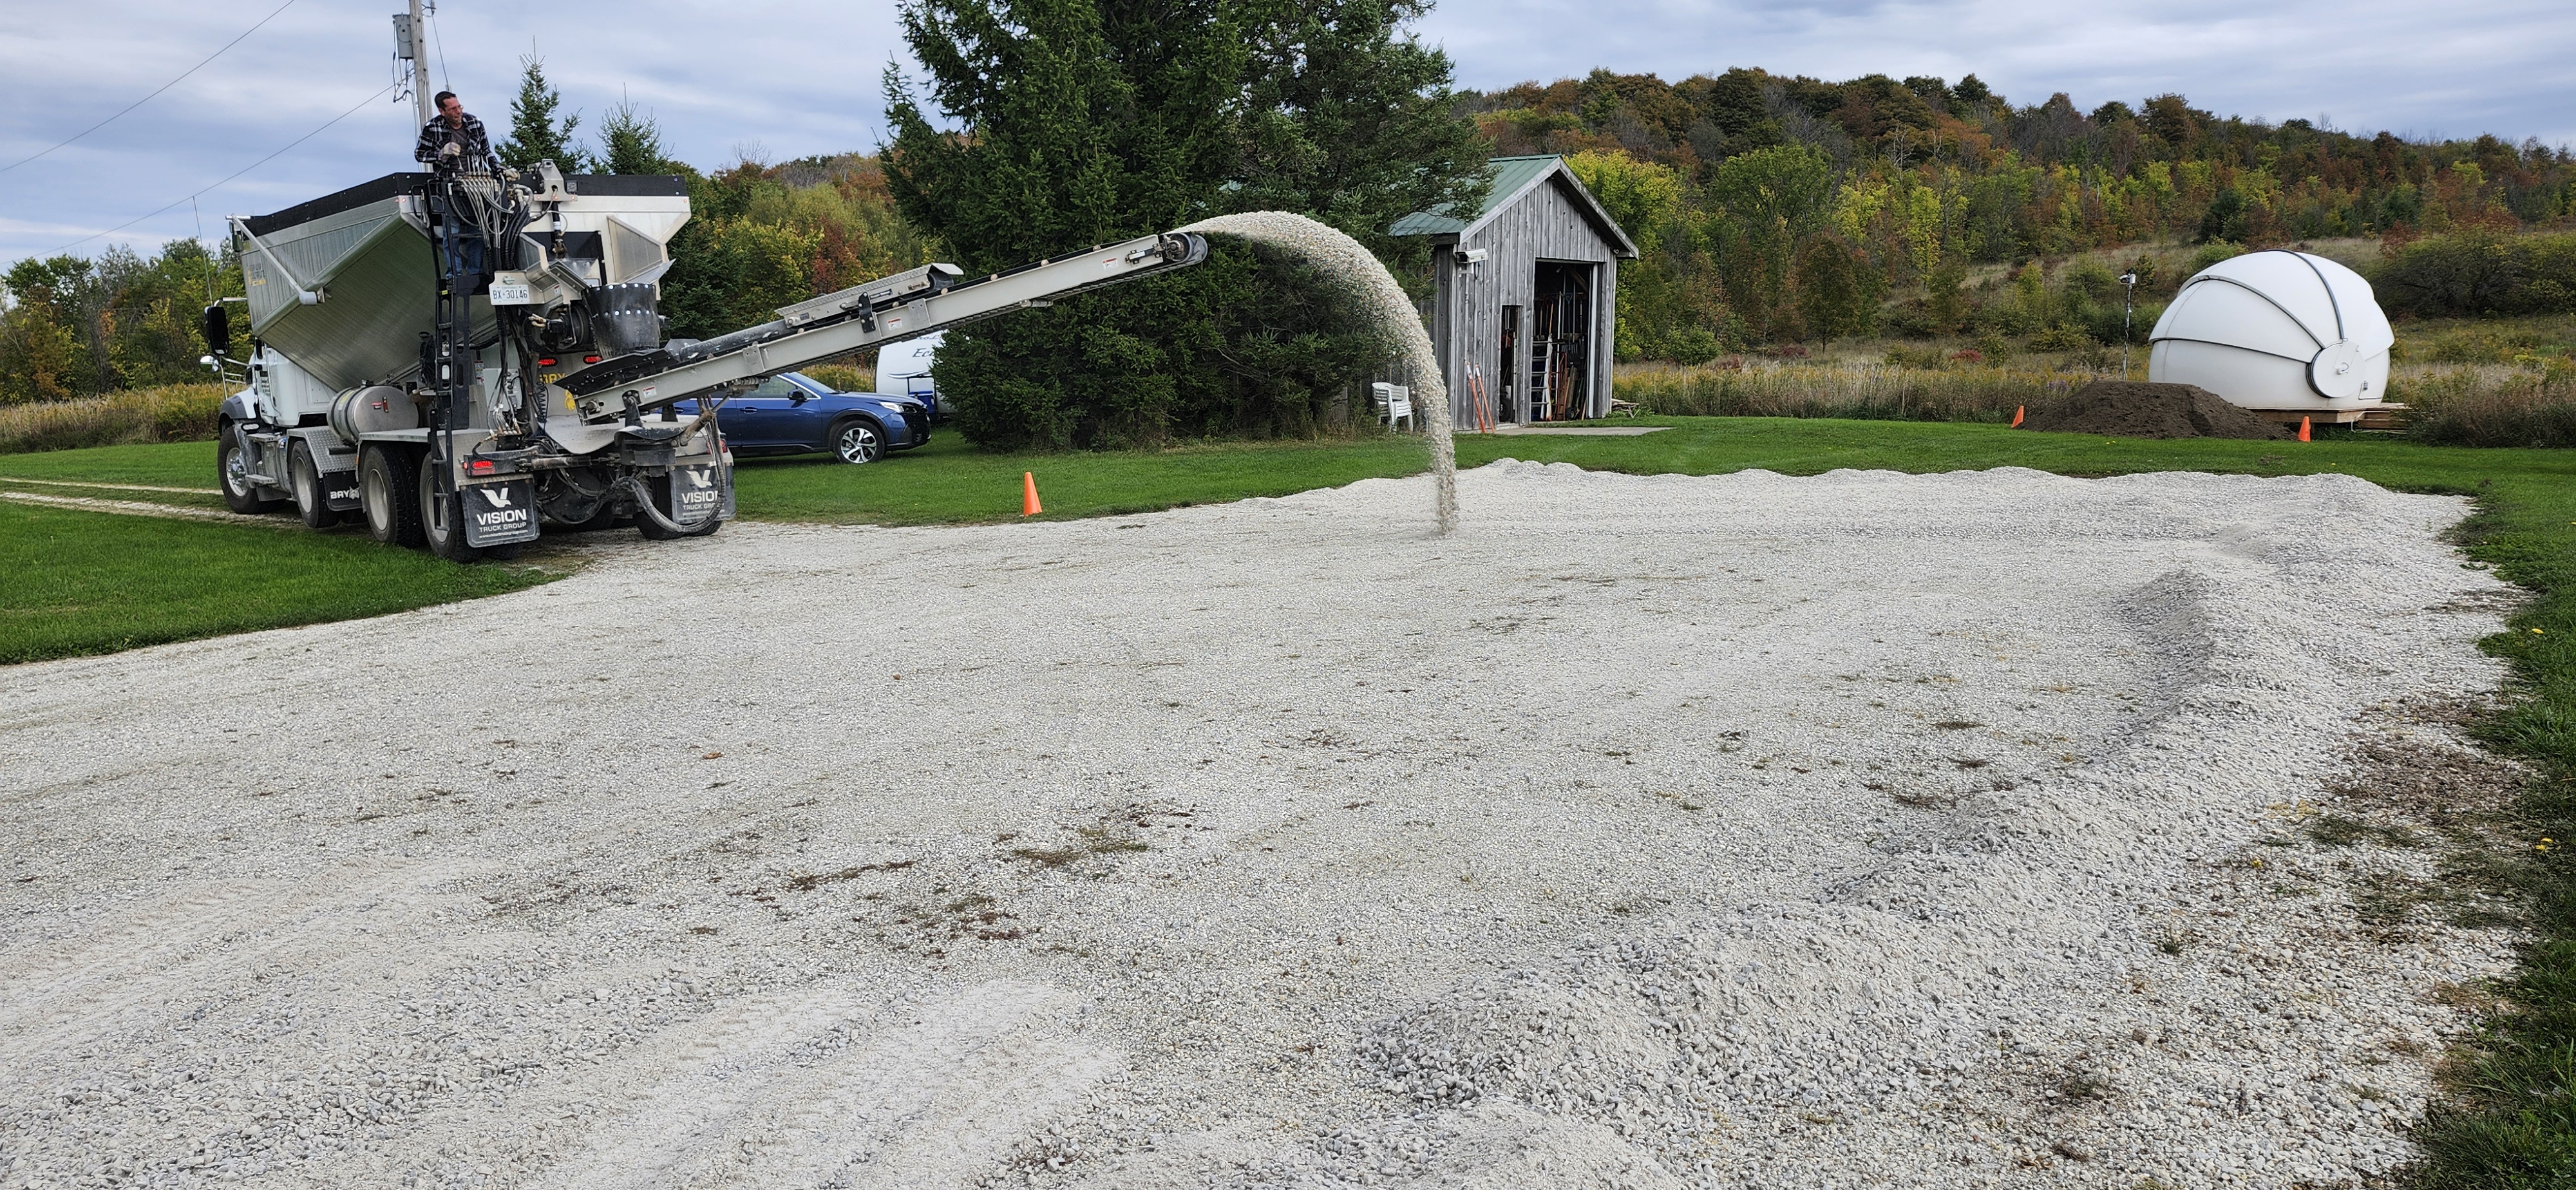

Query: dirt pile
<box><xmin>2022</xmin><ymin>380</ymin><xmax>2295</xmax><ymax>440</ymax></box>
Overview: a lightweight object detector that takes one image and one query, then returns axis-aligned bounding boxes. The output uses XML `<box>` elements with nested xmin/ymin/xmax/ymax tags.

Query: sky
<box><xmin>1</xmin><ymin>0</ymin><xmax>2571</xmax><ymax>267</ymax></box>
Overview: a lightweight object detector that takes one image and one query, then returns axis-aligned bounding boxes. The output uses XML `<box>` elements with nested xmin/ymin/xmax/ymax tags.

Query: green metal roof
<box><xmin>1388</xmin><ymin>155</ymin><xmax>1637</xmax><ymax>257</ymax></box>
<box><xmin>1388</xmin><ymin>155</ymin><xmax>1562</xmax><ymax>237</ymax></box>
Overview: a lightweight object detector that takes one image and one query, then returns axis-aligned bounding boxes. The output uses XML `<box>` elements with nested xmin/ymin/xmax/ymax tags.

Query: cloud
<box><xmin>1417</xmin><ymin>0</ymin><xmax>2576</xmax><ymax>147</ymax></box>
<box><xmin>1</xmin><ymin>0</ymin><xmax>2566</xmax><ymax>265</ymax></box>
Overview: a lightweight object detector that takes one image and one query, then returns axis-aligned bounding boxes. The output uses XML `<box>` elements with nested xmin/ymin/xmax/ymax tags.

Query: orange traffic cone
<box><xmin>2011</xmin><ymin>405</ymin><xmax>2025</xmax><ymax>428</ymax></box>
<box><xmin>2298</xmin><ymin>416</ymin><xmax>2311</xmax><ymax>442</ymax></box>
<box><xmin>1021</xmin><ymin>471</ymin><xmax>1043</xmax><ymax>516</ymax></box>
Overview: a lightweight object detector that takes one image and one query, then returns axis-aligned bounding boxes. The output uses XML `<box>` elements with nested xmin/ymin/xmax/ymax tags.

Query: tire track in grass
<box><xmin>0</xmin><ymin>489</ymin><xmax>280</xmax><ymax>524</ymax></box>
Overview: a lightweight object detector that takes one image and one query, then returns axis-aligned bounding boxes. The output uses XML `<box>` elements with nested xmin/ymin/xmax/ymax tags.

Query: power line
<box><xmin>428</xmin><ymin>1</ymin><xmax>453</xmax><ymax>93</ymax></box>
<box><xmin>50</xmin><ymin>82</ymin><xmax>399</xmax><ymax>256</ymax></box>
<box><xmin>0</xmin><ymin>0</ymin><xmax>302</xmax><ymax>176</ymax></box>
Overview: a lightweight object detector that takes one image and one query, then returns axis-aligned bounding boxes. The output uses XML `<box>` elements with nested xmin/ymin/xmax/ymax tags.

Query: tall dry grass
<box><xmin>1613</xmin><ymin>359</ymin><xmax>2101</xmax><ymax>422</ymax></box>
<box><xmin>2396</xmin><ymin>362</ymin><xmax>2576</xmax><ymax>448</ymax></box>
<box><xmin>0</xmin><ymin>384</ymin><xmax>229</xmax><ymax>455</ymax></box>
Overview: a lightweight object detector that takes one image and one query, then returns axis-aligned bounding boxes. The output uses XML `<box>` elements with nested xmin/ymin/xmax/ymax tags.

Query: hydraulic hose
<box><xmin>620</xmin><ymin>474</ymin><xmax>723</xmax><ymax>537</ymax></box>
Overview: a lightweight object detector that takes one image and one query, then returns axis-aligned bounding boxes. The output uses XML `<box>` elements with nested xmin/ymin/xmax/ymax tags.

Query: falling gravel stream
<box><xmin>1179</xmin><ymin>211</ymin><xmax>1457</xmax><ymax>534</ymax></box>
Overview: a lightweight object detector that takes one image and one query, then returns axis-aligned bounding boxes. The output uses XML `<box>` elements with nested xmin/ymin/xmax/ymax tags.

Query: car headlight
<box><xmin>878</xmin><ymin>401</ymin><xmax>907</xmax><ymax>412</ymax></box>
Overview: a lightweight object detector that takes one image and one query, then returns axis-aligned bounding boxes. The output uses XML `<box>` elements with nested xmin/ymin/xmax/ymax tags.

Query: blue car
<box><xmin>674</xmin><ymin>372</ymin><xmax>930</xmax><ymax>464</ymax></box>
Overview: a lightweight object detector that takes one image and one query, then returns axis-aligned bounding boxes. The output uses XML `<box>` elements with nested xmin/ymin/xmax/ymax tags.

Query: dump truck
<box><xmin>209</xmin><ymin>160</ymin><xmax>1208</xmax><ymax>560</ymax></box>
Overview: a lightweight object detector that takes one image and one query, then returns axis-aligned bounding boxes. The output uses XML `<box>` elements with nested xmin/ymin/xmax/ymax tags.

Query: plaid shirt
<box><xmin>414</xmin><ymin>112</ymin><xmax>496</xmax><ymax>170</ymax></box>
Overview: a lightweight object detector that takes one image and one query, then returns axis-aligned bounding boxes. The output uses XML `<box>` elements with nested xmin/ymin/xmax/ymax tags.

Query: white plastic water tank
<box><xmin>2147</xmin><ymin>250</ymin><xmax>2393</xmax><ymax>412</ymax></box>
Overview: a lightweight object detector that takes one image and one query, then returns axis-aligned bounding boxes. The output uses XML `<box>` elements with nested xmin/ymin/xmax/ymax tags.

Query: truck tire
<box><xmin>218</xmin><ymin>422</ymin><xmax>287</xmax><ymax>515</ymax></box>
<box><xmin>358</xmin><ymin>444</ymin><xmax>426</xmax><ymax>548</ymax></box>
<box><xmin>289</xmin><ymin>440</ymin><xmax>341</xmax><ymax>529</ymax></box>
<box><xmin>417</xmin><ymin>457</ymin><xmax>482</xmax><ymax>563</ymax></box>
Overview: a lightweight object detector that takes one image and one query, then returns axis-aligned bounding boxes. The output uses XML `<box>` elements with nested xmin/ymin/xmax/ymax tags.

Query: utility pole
<box><xmin>2118</xmin><ymin>269</ymin><xmax>2139</xmax><ymax>381</ymax></box>
<box><xmin>395</xmin><ymin>0</ymin><xmax>433</xmax><ymax>130</ymax></box>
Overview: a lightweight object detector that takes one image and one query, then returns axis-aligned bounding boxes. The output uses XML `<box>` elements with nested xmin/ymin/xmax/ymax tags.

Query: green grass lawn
<box><xmin>0</xmin><ymin>439</ymin><xmax>223</xmax><ymax>488</ymax></box>
<box><xmin>732</xmin><ymin>433</ymin><xmax>1438</xmax><ymax>523</ymax></box>
<box><xmin>10</xmin><ymin>420</ymin><xmax>2576</xmax><ymax>1181</ymax></box>
<box><xmin>0</xmin><ymin>499</ymin><xmax>549</xmax><ymax>665</ymax></box>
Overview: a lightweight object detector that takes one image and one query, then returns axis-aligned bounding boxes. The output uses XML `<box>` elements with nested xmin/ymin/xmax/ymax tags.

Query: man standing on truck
<box><xmin>413</xmin><ymin>91</ymin><xmax>496</xmax><ymax>173</ymax></box>
<box><xmin>414</xmin><ymin>91</ymin><xmax>497</xmax><ymax>290</ymax></box>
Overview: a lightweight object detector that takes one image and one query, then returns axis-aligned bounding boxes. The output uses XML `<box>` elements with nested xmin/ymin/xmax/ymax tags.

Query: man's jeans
<box><xmin>440</xmin><ymin>229</ymin><xmax>486</xmax><ymax>287</ymax></box>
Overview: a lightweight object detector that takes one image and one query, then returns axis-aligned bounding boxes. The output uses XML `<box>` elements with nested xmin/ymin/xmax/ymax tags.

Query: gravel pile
<box><xmin>1180</xmin><ymin>211</ymin><xmax>1457</xmax><ymax>533</ymax></box>
<box><xmin>0</xmin><ymin>462</ymin><xmax>2521</xmax><ymax>1189</ymax></box>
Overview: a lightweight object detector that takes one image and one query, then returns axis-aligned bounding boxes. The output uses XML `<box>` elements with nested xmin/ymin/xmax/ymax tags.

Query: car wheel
<box><xmin>217</xmin><ymin>422</ymin><xmax>286</xmax><ymax>514</ymax></box>
<box><xmin>832</xmin><ymin>417</ymin><xmax>884</xmax><ymax>464</ymax></box>
<box><xmin>358</xmin><ymin>444</ymin><xmax>425</xmax><ymax>548</ymax></box>
<box><xmin>288</xmin><ymin>440</ymin><xmax>341</xmax><ymax>529</ymax></box>
<box><xmin>417</xmin><ymin>455</ymin><xmax>482</xmax><ymax>562</ymax></box>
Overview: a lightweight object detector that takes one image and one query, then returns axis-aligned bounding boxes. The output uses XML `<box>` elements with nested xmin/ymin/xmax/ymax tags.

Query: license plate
<box><xmin>487</xmin><ymin>272</ymin><xmax>534</xmax><ymax>305</ymax></box>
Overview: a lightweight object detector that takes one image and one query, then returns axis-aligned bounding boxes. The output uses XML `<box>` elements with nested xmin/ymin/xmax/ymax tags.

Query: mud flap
<box><xmin>321</xmin><ymin>472</ymin><xmax>362</xmax><ymax>512</ymax></box>
<box><xmin>668</xmin><ymin>462</ymin><xmax>730</xmax><ymax>527</ymax></box>
<box><xmin>462</xmin><ymin>478</ymin><xmax>540</xmax><ymax>547</ymax></box>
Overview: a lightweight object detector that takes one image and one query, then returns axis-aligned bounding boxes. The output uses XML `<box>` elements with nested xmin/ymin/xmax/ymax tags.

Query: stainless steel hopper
<box><xmin>234</xmin><ymin>173</ymin><xmax>494</xmax><ymax>392</ymax></box>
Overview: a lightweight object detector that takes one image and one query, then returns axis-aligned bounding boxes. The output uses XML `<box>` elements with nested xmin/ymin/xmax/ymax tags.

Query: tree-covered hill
<box><xmin>8</xmin><ymin>55</ymin><xmax>2572</xmax><ymax>408</ymax></box>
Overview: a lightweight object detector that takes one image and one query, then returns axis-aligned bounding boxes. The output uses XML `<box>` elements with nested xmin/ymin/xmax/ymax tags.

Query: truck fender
<box><xmin>220</xmin><ymin>390</ymin><xmax>259</xmax><ymax>425</ymax></box>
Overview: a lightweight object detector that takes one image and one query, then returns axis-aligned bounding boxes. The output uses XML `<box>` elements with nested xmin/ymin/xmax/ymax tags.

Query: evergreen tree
<box><xmin>884</xmin><ymin>0</ymin><xmax>1485</xmax><ymax>449</ymax></box>
<box><xmin>1231</xmin><ymin>0</ymin><xmax>1490</xmax><ymax>276</ymax></box>
<box><xmin>497</xmin><ymin>53</ymin><xmax>593</xmax><ymax>174</ymax></box>
<box><xmin>599</xmin><ymin>93</ymin><xmax>679</xmax><ymax>175</ymax></box>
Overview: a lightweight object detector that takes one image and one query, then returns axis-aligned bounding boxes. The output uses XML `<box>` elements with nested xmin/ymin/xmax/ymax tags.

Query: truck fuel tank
<box><xmin>328</xmin><ymin>385</ymin><xmax>421</xmax><ymax>446</ymax></box>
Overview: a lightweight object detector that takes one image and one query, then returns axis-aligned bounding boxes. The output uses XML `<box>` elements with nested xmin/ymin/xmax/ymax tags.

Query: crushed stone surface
<box><xmin>0</xmin><ymin>461</ymin><xmax>2523</xmax><ymax>1189</ymax></box>
<box><xmin>2023</xmin><ymin>381</ymin><xmax>2297</xmax><ymax>440</ymax></box>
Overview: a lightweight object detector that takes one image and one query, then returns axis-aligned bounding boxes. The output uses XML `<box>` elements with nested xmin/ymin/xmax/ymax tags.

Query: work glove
<box><xmin>440</xmin><ymin>142</ymin><xmax>461</xmax><ymax>159</ymax></box>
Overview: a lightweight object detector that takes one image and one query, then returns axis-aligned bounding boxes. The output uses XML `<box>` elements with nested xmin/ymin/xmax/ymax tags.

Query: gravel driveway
<box><xmin>0</xmin><ymin>461</ymin><xmax>2522</xmax><ymax>1189</ymax></box>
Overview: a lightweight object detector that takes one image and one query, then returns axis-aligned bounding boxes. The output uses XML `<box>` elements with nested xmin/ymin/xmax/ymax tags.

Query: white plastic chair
<box><xmin>1371</xmin><ymin>382</ymin><xmax>1414</xmax><ymax>430</ymax></box>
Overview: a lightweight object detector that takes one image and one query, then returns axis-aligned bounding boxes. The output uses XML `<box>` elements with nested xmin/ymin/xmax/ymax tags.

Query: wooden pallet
<box><xmin>2357</xmin><ymin>403</ymin><xmax>2410</xmax><ymax>431</ymax></box>
<box><xmin>2247</xmin><ymin>407</ymin><xmax>2368</xmax><ymax>426</ymax></box>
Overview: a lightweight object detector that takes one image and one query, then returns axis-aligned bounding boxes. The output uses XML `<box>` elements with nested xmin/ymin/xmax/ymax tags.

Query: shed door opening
<box><xmin>1497</xmin><ymin>305</ymin><xmax>1521</xmax><ymax>424</ymax></box>
<box><xmin>1528</xmin><ymin>262</ymin><xmax>1594</xmax><ymax>421</ymax></box>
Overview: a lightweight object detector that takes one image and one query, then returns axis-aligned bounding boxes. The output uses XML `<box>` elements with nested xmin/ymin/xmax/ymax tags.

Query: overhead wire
<box><xmin>427</xmin><ymin>1</ymin><xmax>453</xmax><ymax>93</ymax></box>
<box><xmin>0</xmin><ymin>0</ymin><xmax>302</xmax><ymax>176</ymax></box>
<box><xmin>50</xmin><ymin>82</ymin><xmax>400</xmax><ymax>255</ymax></box>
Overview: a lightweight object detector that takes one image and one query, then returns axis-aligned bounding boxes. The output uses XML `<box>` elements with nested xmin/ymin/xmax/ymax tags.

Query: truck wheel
<box><xmin>358</xmin><ymin>444</ymin><xmax>426</xmax><ymax>548</ymax></box>
<box><xmin>831</xmin><ymin>418</ymin><xmax>884</xmax><ymax>464</ymax></box>
<box><xmin>417</xmin><ymin>458</ymin><xmax>482</xmax><ymax>563</ymax></box>
<box><xmin>217</xmin><ymin>422</ymin><xmax>287</xmax><ymax>514</ymax></box>
<box><xmin>289</xmin><ymin>440</ymin><xmax>341</xmax><ymax>529</ymax></box>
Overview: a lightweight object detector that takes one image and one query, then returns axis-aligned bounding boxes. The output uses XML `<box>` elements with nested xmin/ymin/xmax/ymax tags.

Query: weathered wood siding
<box><xmin>1434</xmin><ymin>171</ymin><xmax>1624</xmax><ymax>422</ymax></box>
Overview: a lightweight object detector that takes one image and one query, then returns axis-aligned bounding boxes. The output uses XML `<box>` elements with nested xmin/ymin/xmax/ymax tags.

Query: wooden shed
<box><xmin>1392</xmin><ymin>156</ymin><xmax>1639</xmax><ymax>425</ymax></box>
